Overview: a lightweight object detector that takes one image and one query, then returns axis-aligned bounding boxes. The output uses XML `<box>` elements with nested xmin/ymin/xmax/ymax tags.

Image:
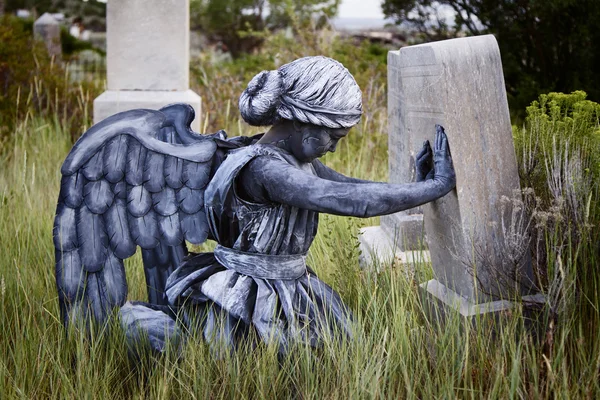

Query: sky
<box><xmin>93</xmin><ymin>0</ymin><xmax>385</xmax><ymax>19</ymax></box>
<box><xmin>338</xmin><ymin>0</ymin><xmax>385</xmax><ymax>19</ymax></box>
<box><xmin>94</xmin><ymin>0</ymin><xmax>387</xmax><ymax>20</ymax></box>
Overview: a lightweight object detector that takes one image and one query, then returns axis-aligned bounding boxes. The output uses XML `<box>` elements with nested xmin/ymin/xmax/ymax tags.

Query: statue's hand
<box><xmin>432</xmin><ymin>125</ymin><xmax>456</xmax><ymax>192</ymax></box>
<box><xmin>415</xmin><ymin>140</ymin><xmax>433</xmax><ymax>182</ymax></box>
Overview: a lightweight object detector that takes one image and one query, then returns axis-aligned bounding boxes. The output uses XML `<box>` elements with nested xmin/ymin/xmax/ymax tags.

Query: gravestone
<box><xmin>401</xmin><ymin>35</ymin><xmax>538</xmax><ymax>317</ymax></box>
<box><xmin>34</xmin><ymin>13</ymin><xmax>62</xmax><ymax>59</ymax></box>
<box><xmin>93</xmin><ymin>0</ymin><xmax>202</xmax><ymax>131</ymax></box>
<box><xmin>372</xmin><ymin>35</ymin><xmax>538</xmax><ymax>318</ymax></box>
<box><xmin>358</xmin><ymin>42</ymin><xmax>428</xmax><ymax>266</ymax></box>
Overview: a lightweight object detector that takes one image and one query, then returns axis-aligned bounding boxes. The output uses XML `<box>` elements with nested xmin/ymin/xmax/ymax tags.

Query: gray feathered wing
<box><xmin>53</xmin><ymin>104</ymin><xmax>220</xmax><ymax>327</ymax></box>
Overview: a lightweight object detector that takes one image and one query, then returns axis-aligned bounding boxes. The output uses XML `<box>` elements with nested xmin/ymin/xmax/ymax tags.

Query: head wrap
<box><xmin>239</xmin><ymin>56</ymin><xmax>363</xmax><ymax>128</ymax></box>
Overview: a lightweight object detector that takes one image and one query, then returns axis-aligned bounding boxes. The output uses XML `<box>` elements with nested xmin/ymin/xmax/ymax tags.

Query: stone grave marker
<box><xmin>372</xmin><ymin>35</ymin><xmax>538</xmax><ymax>318</ymax></box>
<box><xmin>34</xmin><ymin>13</ymin><xmax>62</xmax><ymax>59</ymax></box>
<box><xmin>358</xmin><ymin>43</ymin><xmax>428</xmax><ymax>267</ymax></box>
<box><xmin>94</xmin><ymin>0</ymin><xmax>202</xmax><ymax>131</ymax></box>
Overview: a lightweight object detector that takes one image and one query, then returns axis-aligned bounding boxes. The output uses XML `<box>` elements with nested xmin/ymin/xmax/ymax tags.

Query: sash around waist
<box><xmin>213</xmin><ymin>245</ymin><xmax>308</xmax><ymax>280</ymax></box>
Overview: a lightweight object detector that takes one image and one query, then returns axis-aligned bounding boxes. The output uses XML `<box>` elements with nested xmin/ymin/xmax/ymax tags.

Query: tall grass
<box><xmin>1</xmin><ymin>101</ymin><xmax>600</xmax><ymax>398</ymax></box>
<box><xmin>0</xmin><ymin>15</ymin><xmax>102</xmax><ymax>143</ymax></box>
<box><xmin>1</xmin><ymin>23</ymin><xmax>600</xmax><ymax>398</ymax></box>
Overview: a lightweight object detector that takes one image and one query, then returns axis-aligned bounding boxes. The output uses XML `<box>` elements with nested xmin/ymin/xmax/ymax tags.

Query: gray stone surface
<box><xmin>94</xmin><ymin>0</ymin><xmax>202</xmax><ymax>131</ymax></box>
<box><xmin>358</xmin><ymin>213</ymin><xmax>426</xmax><ymax>267</ymax></box>
<box><xmin>419</xmin><ymin>279</ymin><xmax>545</xmax><ymax>327</ymax></box>
<box><xmin>380</xmin><ymin>212</ymin><xmax>425</xmax><ymax>249</ymax></box>
<box><xmin>421</xmin><ymin>279</ymin><xmax>514</xmax><ymax>317</ymax></box>
<box><xmin>359</xmin><ymin>226</ymin><xmax>430</xmax><ymax>269</ymax></box>
<box><xmin>376</xmin><ymin>42</ymin><xmax>429</xmax><ymax>253</ymax></box>
<box><xmin>106</xmin><ymin>0</ymin><xmax>190</xmax><ymax>91</ymax></box>
<box><xmin>390</xmin><ymin>35</ymin><xmax>530</xmax><ymax>303</ymax></box>
<box><xmin>357</xmin><ymin>35</ymin><xmax>430</xmax><ymax>262</ymax></box>
<box><xmin>381</xmin><ymin>44</ymin><xmax>427</xmax><ymax>247</ymax></box>
<box><xmin>34</xmin><ymin>13</ymin><xmax>61</xmax><ymax>59</ymax></box>
<box><xmin>94</xmin><ymin>89</ymin><xmax>202</xmax><ymax>131</ymax></box>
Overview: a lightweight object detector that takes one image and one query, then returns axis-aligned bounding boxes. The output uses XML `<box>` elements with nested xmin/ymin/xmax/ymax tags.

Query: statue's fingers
<box><xmin>419</xmin><ymin>143</ymin><xmax>432</xmax><ymax>161</ymax></box>
<box><xmin>416</xmin><ymin>141</ymin><xmax>428</xmax><ymax>160</ymax></box>
<box><xmin>441</xmin><ymin>133</ymin><xmax>451</xmax><ymax>157</ymax></box>
<box><xmin>435</xmin><ymin>129</ymin><xmax>442</xmax><ymax>152</ymax></box>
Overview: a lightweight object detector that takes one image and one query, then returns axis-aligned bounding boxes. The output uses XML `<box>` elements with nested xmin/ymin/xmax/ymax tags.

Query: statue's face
<box><xmin>289</xmin><ymin>122</ymin><xmax>350</xmax><ymax>162</ymax></box>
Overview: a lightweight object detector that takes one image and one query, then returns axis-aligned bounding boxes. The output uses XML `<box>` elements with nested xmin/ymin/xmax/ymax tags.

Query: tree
<box><xmin>5</xmin><ymin>0</ymin><xmax>106</xmax><ymax>31</ymax></box>
<box><xmin>190</xmin><ymin>0</ymin><xmax>340</xmax><ymax>58</ymax></box>
<box><xmin>381</xmin><ymin>0</ymin><xmax>600</xmax><ymax>117</ymax></box>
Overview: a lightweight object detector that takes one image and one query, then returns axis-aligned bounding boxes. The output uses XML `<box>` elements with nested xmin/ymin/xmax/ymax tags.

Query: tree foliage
<box><xmin>190</xmin><ymin>0</ymin><xmax>340</xmax><ymax>57</ymax></box>
<box><xmin>5</xmin><ymin>0</ymin><xmax>106</xmax><ymax>30</ymax></box>
<box><xmin>0</xmin><ymin>15</ymin><xmax>101</xmax><ymax>140</ymax></box>
<box><xmin>381</xmin><ymin>0</ymin><xmax>600</xmax><ymax>118</ymax></box>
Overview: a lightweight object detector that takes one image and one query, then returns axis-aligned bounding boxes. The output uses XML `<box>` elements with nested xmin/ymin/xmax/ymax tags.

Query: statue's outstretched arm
<box><xmin>242</xmin><ymin>130</ymin><xmax>455</xmax><ymax>217</ymax></box>
<box><xmin>311</xmin><ymin>160</ymin><xmax>373</xmax><ymax>184</ymax></box>
<box><xmin>313</xmin><ymin>127</ymin><xmax>438</xmax><ymax>184</ymax></box>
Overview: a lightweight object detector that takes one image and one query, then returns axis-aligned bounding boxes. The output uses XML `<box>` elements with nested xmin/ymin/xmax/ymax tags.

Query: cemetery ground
<box><xmin>1</xmin><ymin>28</ymin><xmax>600</xmax><ymax>399</ymax></box>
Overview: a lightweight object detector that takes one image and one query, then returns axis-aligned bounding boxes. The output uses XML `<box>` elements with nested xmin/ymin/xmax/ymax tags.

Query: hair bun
<box><xmin>239</xmin><ymin>70</ymin><xmax>284</xmax><ymax>126</ymax></box>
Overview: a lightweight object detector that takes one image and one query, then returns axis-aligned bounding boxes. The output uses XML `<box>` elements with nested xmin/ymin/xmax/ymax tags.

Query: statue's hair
<box><xmin>239</xmin><ymin>56</ymin><xmax>363</xmax><ymax>129</ymax></box>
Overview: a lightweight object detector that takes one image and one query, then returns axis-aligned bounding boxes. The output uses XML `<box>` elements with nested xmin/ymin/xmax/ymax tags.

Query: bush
<box><xmin>0</xmin><ymin>15</ymin><xmax>101</xmax><ymax>142</ymax></box>
<box><xmin>515</xmin><ymin>91</ymin><xmax>600</xmax><ymax>205</ymax></box>
<box><xmin>60</xmin><ymin>26</ymin><xmax>101</xmax><ymax>57</ymax></box>
<box><xmin>513</xmin><ymin>91</ymin><xmax>600</xmax><ymax>305</ymax></box>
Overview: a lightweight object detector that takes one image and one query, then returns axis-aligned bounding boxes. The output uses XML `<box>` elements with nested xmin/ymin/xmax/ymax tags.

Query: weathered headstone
<box><xmin>34</xmin><ymin>13</ymin><xmax>62</xmax><ymax>59</ymax></box>
<box><xmin>365</xmin><ymin>35</ymin><xmax>539</xmax><ymax>318</ymax></box>
<box><xmin>93</xmin><ymin>0</ymin><xmax>202</xmax><ymax>131</ymax></box>
<box><xmin>358</xmin><ymin>42</ymin><xmax>428</xmax><ymax>266</ymax></box>
<box><xmin>398</xmin><ymin>35</ymin><xmax>538</xmax><ymax>318</ymax></box>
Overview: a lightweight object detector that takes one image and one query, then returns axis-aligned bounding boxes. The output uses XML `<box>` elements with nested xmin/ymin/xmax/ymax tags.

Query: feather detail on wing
<box><xmin>54</xmin><ymin>104</ymin><xmax>218</xmax><ymax>327</ymax></box>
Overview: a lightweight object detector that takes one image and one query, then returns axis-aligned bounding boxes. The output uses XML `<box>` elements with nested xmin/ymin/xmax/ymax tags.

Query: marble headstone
<box><xmin>93</xmin><ymin>0</ymin><xmax>202</xmax><ymax>131</ymax></box>
<box><xmin>358</xmin><ymin>42</ymin><xmax>429</xmax><ymax>266</ymax></box>
<box><xmin>395</xmin><ymin>35</ymin><xmax>535</xmax><ymax>317</ymax></box>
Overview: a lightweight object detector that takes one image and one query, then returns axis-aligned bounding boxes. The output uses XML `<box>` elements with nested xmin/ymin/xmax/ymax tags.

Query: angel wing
<box><xmin>53</xmin><ymin>104</ymin><xmax>224</xmax><ymax>327</ymax></box>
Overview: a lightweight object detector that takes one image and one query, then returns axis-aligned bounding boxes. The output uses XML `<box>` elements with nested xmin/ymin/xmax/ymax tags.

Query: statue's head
<box><xmin>239</xmin><ymin>56</ymin><xmax>362</xmax><ymax>161</ymax></box>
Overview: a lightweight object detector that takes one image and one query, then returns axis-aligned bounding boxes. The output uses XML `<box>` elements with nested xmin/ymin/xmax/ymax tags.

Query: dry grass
<box><xmin>1</xmin><ymin>28</ymin><xmax>599</xmax><ymax>399</ymax></box>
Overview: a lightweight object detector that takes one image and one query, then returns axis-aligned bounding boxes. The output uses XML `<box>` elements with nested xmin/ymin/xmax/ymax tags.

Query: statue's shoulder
<box><xmin>221</xmin><ymin>144</ymin><xmax>287</xmax><ymax>167</ymax></box>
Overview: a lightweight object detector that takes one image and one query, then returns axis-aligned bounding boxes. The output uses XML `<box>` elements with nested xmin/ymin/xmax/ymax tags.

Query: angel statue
<box><xmin>53</xmin><ymin>56</ymin><xmax>455</xmax><ymax>354</ymax></box>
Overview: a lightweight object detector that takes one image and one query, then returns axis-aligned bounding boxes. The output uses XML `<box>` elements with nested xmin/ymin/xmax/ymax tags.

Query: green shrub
<box><xmin>0</xmin><ymin>15</ymin><xmax>101</xmax><ymax>143</ymax></box>
<box><xmin>515</xmin><ymin>91</ymin><xmax>600</xmax><ymax>204</ymax></box>
<box><xmin>60</xmin><ymin>26</ymin><xmax>102</xmax><ymax>57</ymax></box>
<box><xmin>514</xmin><ymin>91</ymin><xmax>600</xmax><ymax>297</ymax></box>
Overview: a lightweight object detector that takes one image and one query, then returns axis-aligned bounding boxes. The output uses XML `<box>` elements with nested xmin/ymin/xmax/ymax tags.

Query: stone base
<box><xmin>358</xmin><ymin>225</ymin><xmax>430</xmax><ymax>269</ymax></box>
<box><xmin>419</xmin><ymin>279</ymin><xmax>546</xmax><ymax>332</ymax></box>
<box><xmin>380</xmin><ymin>212</ymin><xmax>425</xmax><ymax>249</ymax></box>
<box><xmin>93</xmin><ymin>89</ymin><xmax>202</xmax><ymax>132</ymax></box>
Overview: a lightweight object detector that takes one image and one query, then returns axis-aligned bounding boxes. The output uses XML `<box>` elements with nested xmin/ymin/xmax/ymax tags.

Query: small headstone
<box><xmin>390</xmin><ymin>35</ymin><xmax>536</xmax><ymax>318</ymax></box>
<box><xmin>358</xmin><ymin>44</ymin><xmax>428</xmax><ymax>266</ymax></box>
<box><xmin>34</xmin><ymin>13</ymin><xmax>62</xmax><ymax>59</ymax></box>
<box><xmin>93</xmin><ymin>0</ymin><xmax>202</xmax><ymax>131</ymax></box>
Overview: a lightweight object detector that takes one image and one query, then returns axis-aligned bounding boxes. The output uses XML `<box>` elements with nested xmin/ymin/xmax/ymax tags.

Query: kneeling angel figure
<box><xmin>53</xmin><ymin>56</ymin><xmax>455</xmax><ymax>353</ymax></box>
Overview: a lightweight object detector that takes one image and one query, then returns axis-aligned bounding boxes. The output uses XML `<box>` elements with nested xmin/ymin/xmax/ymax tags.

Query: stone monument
<box><xmin>375</xmin><ymin>35</ymin><xmax>538</xmax><ymax>318</ymax></box>
<box><xmin>34</xmin><ymin>13</ymin><xmax>62</xmax><ymax>59</ymax></box>
<box><xmin>358</xmin><ymin>40</ymin><xmax>429</xmax><ymax>267</ymax></box>
<box><xmin>93</xmin><ymin>0</ymin><xmax>202</xmax><ymax>131</ymax></box>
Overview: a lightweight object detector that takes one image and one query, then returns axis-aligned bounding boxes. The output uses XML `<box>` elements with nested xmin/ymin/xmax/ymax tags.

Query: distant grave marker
<box><xmin>34</xmin><ymin>13</ymin><xmax>61</xmax><ymax>59</ymax></box>
<box><xmin>94</xmin><ymin>0</ymin><xmax>202</xmax><ymax>131</ymax></box>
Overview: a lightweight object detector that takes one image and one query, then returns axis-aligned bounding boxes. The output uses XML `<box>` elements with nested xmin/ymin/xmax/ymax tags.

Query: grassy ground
<box><xmin>1</xmin><ymin>25</ymin><xmax>599</xmax><ymax>397</ymax></box>
<box><xmin>0</xmin><ymin>107</ymin><xmax>599</xmax><ymax>399</ymax></box>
